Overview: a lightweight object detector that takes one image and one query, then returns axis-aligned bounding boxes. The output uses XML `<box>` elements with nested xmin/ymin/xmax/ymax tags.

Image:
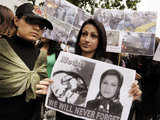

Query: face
<box><xmin>100</xmin><ymin>75</ymin><xmax>119</xmax><ymax>99</ymax></box>
<box><xmin>79</xmin><ymin>24</ymin><xmax>99</xmax><ymax>54</ymax></box>
<box><xmin>14</xmin><ymin>16</ymin><xmax>45</xmax><ymax>41</ymax></box>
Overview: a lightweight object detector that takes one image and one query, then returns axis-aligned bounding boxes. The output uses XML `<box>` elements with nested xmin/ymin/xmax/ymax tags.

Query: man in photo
<box><xmin>49</xmin><ymin>71</ymin><xmax>88</xmax><ymax>106</ymax></box>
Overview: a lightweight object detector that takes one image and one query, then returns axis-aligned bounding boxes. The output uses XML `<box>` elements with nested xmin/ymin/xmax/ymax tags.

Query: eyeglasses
<box><xmin>24</xmin><ymin>17</ymin><xmax>47</xmax><ymax>31</ymax></box>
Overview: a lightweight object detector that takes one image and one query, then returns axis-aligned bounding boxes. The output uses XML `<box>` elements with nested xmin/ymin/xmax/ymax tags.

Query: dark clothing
<box><xmin>6</xmin><ymin>35</ymin><xmax>40</xmax><ymax>70</ymax></box>
<box><xmin>0</xmin><ymin>35</ymin><xmax>42</xmax><ymax>120</ymax></box>
<box><xmin>0</xmin><ymin>93</ymin><xmax>42</xmax><ymax>120</ymax></box>
<box><xmin>141</xmin><ymin>57</ymin><xmax>160</xmax><ymax>117</ymax></box>
<box><xmin>125</xmin><ymin>55</ymin><xmax>160</xmax><ymax>119</ymax></box>
<box><xmin>87</xmin><ymin>99</ymin><xmax>123</xmax><ymax>117</ymax></box>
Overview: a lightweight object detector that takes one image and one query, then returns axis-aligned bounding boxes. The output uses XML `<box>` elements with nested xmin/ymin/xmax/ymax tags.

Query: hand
<box><xmin>135</xmin><ymin>73</ymin><xmax>142</xmax><ymax>80</ymax></box>
<box><xmin>36</xmin><ymin>78</ymin><xmax>53</xmax><ymax>95</ymax></box>
<box><xmin>129</xmin><ymin>80</ymin><xmax>142</xmax><ymax>101</ymax></box>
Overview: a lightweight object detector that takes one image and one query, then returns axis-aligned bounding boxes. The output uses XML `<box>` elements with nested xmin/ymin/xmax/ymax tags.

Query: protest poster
<box><xmin>43</xmin><ymin>17</ymin><xmax>72</xmax><ymax>43</ymax></box>
<box><xmin>153</xmin><ymin>43</ymin><xmax>160</xmax><ymax>61</ymax></box>
<box><xmin>44</xmin><ymin>0</ymin><xmax>77</xmax><ymax>25</ymax></box>
<box><xmin>73</xmin><ymin>8</ymin><xmax>92</xmax><ymax>29</ymax></box>
<box><xmin>93</xmin><ymin>8</ymin><xmax>157</xmax><ymax>55</ymax></box>
<box><xmin>42</xmin><ymin>0</ymin><xmax>91</xmax><ymax>52</ymax></box>
<box><xmin>94</xmin><ymin>8</ymin><xmax>124</xmax><ymax>31</ymax></box>
<box><xmin>41</xmin><ymin>0</ymin><xmax>157</xmax><ymax>56</ymax></box>
<box><xmin>106</xmin><ymin>30</ymin><xmax>122</xmax><ymax>53</ymax></box>
<box><xmin>121</xmin><ymin>32</ymin><xmax>155</xmax><ymax>56</ymax></box>
<box><xmin>124</xmin><ymin>10</ymin><xmax>157</xmax><ymax>33</ymax></box>
<box><xmin>45</xmin><ymin>51</ymin><xmax>136</xmax><ymax>120</ymax></box>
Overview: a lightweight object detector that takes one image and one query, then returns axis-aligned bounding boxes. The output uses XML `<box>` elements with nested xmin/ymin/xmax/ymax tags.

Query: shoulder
<box><xmin>86</xmin><ymin>99</ymin><xmax>100</xmax><ymax>108</ymax></box>
<box><xmin>0</xmin><ymin>36</ymin><xmax>10</xmax><ymax>45</ymax></box>
<box><xmin>111</xmin><ymin>101</ymin><xmax>123</xmax><ymax>111</ymax></box>
<box><xmin>110</xmin><ymin>101</ymin><xmax>123</xmax><ymax>116</ymax></box>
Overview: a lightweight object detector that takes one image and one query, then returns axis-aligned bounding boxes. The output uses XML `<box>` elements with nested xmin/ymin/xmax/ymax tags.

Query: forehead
<box><xmin>102</xmin><ymin>75</ymin><xmax>119</xmax><ymax>83</ymax></box>
<box><xmin>82</xmin><ymin>24</ymin><xmax>98</xmax><ymax>33</ymax></box>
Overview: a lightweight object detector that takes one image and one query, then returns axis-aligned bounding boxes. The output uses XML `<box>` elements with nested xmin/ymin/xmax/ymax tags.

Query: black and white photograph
<box><xmin>124</xmin><ymin>10</ymin><xmax>157</xmax><ymax>33</ymax></box>
<box><xmin>66</xmin><ymin>27</ymin><xmax>80</xmax><ymax>53</ymax></box>
<box><xmin>153</xmin><ymin>43</ymin><xmax>160</xmax><ymax>61</ymax></box>
<box><xmin>94</xmin><ymin>8</ymin><xmax>124</xmax><ymax>31</ymax></box>
<box><xmin>43</xmin><ymin>17</ymin><xmax>72</xmax><ymax>43</ymax></box>
<box><xmin>67</xmin><ymin>27</ymin><xmax>79</xmax><ymax>48</ymax></box>
<box><xmin>73</xmin><ymin>8</ymin><xmax>92</xmax><ymax>29</ymax></box>
<box><xmin>86</xmin><ymin>69</ymin><xmax>124</xmax><ymax>117</ymax></box>
<box><xmin>45</xmin><ymin>52</ymin><xmax>136</xmax><ymax>120</ymax></box>
<box><xmin>43</xmin><ymin>0</ymin><xmax>61</xmax><ymax>22</ymax></box>
<box><xmin>47</xmin><ymin>51</ymin><xmax>95</xmax><ymax>107</ymax></box>
<box><xmin>106</xmin><ymin>30</ymin><xmax>122</xmax><ymax>53</ymax></box>
<box><xmin>121</xmin><ymin>32</ymin><xmax>155</xmax><ymax>56</ymax></box>
<box><xmin>44</xmin><ymin>0</ymin><xmax>77</xmax><ymax>25</ymax></box>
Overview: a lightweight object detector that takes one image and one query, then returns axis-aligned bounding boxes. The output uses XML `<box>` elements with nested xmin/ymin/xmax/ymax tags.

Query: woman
<box><xmin>87</xmin><ymin>69</ymin><xmax>123</xmax><ymax>118</ymax></box>
<box><xmin>36</xmin><ymin>18</ymin><xmax>142</xmax><ymax>120</ymax></box>
<box><xmin>40</xmin><ymin>37</ymin><xmax>61</xmax><ymax>78</ymax></box>
<box><xmin>0</xmin><ymin>5</ymin><xmax>16</xmax><ymax>37</ymax></box>
<box><xmin>0</xmin><ymin>3</ymin><xmax>53</xmax><ymax>120</ymax></box>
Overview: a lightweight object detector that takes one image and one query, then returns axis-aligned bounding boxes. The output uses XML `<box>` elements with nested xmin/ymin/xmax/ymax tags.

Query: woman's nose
<box><xmin>85</xmin><ymin>35</ymin><xmax>91</xmax><ymax>42</ymax></box>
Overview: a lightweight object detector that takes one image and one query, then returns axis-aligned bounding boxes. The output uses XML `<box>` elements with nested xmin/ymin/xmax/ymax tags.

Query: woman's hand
<box><xmin>135</xmin><ymin>73</ymin><xmax>142</xmax><ymax>80</ymax></box>
<box><xmin>36</xmin><ymin>78</ymin><xmax>53</xmax><ymax>95</ymax></box>
<box><xmin>129</xmin><ymin>80</ymin><xmax>142</xmax><ymax>101</ymax></box>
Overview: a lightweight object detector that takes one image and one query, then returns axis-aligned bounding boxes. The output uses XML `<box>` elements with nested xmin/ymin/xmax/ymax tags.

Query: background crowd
<box><xmin>0</xmin><ymin>2</ymin><xmax>160</xmax><ymax>120</ymax></box>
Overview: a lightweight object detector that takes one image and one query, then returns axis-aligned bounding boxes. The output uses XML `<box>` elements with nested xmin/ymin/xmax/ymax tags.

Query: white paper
<box><xmin>45</xmin><ymin>51</ymin><xmax>136</xmax><ymax>120</ymax></box>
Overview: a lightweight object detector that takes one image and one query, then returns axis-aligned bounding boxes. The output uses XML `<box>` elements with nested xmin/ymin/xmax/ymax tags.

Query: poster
<box><xmin>45</xmin><ymin>51</ymin><xmax>136</xmax><ymax>120</ymax></box>
<box><xmin>42</xmin><ymin>0</ymin><xmax>157</xmax><ymax>56</ymax></box>
<box><xmin>106</xmin><ymin>30</ymin><xmax>122</xmax><ymax>53</ymax></box>
<box><xmin>93</xmin><ymin>8</ymin><xmax>157</xmax><ymax>55</ymax></box>
<box><xmin>121</xmin><ymin>32</ymin><xmax>155</xmax><ymax>56</ymax></box>
<box><xmin>153</xmin><ymin>43</ymin><xmax>160</xmax><ymax>61</ymax></box>
<box><xmin>124</xmin><ymin>10</ymin><xmax>157</xmax><ymax>33</ymax></box>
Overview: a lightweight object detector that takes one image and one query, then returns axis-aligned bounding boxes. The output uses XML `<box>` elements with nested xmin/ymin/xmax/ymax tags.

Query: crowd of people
<box><xmin>0</xmin><ymin>2</ymin><xmax>160</xmax><ymax>120</ymax></box>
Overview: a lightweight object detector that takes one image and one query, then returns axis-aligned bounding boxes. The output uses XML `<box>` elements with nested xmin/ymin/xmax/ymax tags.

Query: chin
<box><xmin>26</xmin><ymin>36</ymin><xmax>39</xmax><ymax>41</ymax></box>
<box><xmin>81</xmin><ymin>48</ymin><xmax>91</xmax><ymax>52</ymax></box>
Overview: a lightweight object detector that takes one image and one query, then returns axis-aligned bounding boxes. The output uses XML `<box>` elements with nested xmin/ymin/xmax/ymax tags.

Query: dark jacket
<box><xmin>0</xmin><ymin>35</ymin><xmax>46</xmax><ymax>120</ymax></box>
<box><xmin>86</xmin><ymin>98</ymin><xmax>123</xmax><ymax>117</ymax></box>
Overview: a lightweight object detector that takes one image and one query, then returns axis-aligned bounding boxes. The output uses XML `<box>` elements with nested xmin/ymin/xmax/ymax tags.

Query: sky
<box><xmin>137</xmin><ymin>0</ymin><xmax>160</xmax><ymax>37</ymax></box>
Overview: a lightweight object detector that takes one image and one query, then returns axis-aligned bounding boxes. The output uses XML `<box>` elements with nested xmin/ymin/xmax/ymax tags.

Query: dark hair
<box><xmin>0</xmin><ymin>5</ymin><xmax>16</xmax><ymax>36</ymax></box>
<box><xmin>75</xmin><ymin>18</ymin><xmax>107</xmax><ymax>59</ymax></box>
<box><xmin>38</xmin><ymin>38</ymin><xmax>62</xmax><ymax>59</ymax></box>
<box><xmin>47</xmin><ymin>40</ymin><xmax>61</xmax><ymax>59</ymax></box>
<box><xmin>100</xmin><ymin>69</ymin><xmax>123</xmax><ymax>100</ymax></box>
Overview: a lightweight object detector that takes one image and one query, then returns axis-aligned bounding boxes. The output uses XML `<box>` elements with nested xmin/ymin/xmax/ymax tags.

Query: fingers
<box><xmin>36</xmin><ymin>78</ymin><xmax>53</xmax><ymax>95</ymax></box>
<box><xmin>36</xmin><ymin>89</ymin><xmax>48</xmax><ymax>95</ymax></box>
<box><xmin>129</xmin><ymin>81</ymin><xmax>142</xmax><ymax>100</ymax></box>
<box><xmin>42</xmin><ymin>78</ymin><xmax>53</xmax><ymax>83</ymax></box>
<box><xmin>135</xmin><ymin>73</ymin><xmax>142</xmax><ymax>80</ymax></box>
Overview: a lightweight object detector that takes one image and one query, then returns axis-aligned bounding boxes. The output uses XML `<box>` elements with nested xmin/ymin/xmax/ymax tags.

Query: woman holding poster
<box><xmin>36</xmin><ymin>18</ymin><xmax>142</xmax><ymax>120</ymax></box>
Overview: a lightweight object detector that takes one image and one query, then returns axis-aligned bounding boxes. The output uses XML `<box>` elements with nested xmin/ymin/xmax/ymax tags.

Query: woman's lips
<box><xmin>81</xmin><ymin>43</ymin><xmax>90</xmax><ymax>48</ymax></box>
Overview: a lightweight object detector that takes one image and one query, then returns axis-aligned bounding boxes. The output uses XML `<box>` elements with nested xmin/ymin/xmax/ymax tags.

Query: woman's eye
<box><xmin>91</xmin><ymin>34</ymin><xmax>98</xmax><ymax>39</ymax></box>
<box><xmin>111</xmin><ymin>83</ymin><xmax>117</xmax><ymax>87</ymax></box>
<box><xmin>82</xmin><ymin>32</ymin><xmax>88</xmax><ymax>36</ymax></box>
<box><xmin>103</xmin><ymin>82</ymin><xmax>108</xmax><ymax>85</ymax></box>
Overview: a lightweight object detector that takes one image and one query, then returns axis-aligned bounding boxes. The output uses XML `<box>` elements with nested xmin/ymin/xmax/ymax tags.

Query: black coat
<box><xmin>86</xmin><ymin>99</ymin><xmax>123</xmax><ymax>117</ymax></box>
